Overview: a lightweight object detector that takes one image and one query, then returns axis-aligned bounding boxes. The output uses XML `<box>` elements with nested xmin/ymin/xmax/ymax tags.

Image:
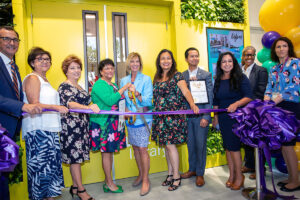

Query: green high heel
<box><xmin>103</xmin><ymin>184</ymin><xmax>123</xmax><ymax>193</ymax></box>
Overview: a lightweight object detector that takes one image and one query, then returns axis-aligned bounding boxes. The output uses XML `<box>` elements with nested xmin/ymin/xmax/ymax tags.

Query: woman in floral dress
<box><xmin>89</xmin><ymin>58</ymin><xmax>132</xmax><ymax>193</ymax></box>
<box><xmin>152</xmin><ymin>49</ymin><xmax>199</xmax><ymax>191</ymax></box>
<box><xmin>58</xmin><ymin>55</ymin><xmax>99</xmax><ymax>200</ymax></box>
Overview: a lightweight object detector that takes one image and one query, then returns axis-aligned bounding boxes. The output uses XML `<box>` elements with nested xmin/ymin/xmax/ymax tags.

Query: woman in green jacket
<box><xmin>90</xmin><ymin>58</ymin><xmax>132</xmax><ymax>193</ymax></box>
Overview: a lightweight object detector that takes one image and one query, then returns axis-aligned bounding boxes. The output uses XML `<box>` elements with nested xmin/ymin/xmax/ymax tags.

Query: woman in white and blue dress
<box><xmin>120</xmin><ymin>52</ymin><xmax>153</xmax><ymax>196</ymax></box>
<box><xmin>22</xmin><ymin>47</ymin><xmax>68</xmax><ymax>200</ymax></box>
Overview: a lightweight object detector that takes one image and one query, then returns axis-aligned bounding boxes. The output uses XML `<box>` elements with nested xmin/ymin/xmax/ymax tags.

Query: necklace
<box><xmin>32</xmin><ymin>71</ymin><xmax>47</xmax><ymax>81</ymax></box>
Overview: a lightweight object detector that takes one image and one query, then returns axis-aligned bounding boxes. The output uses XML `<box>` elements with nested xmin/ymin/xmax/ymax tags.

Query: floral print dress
<box><xmin>89</xmin><ymin>82</ymin><xmax>126</xmax><ymax>152</ymax></box>
<box><xmin>58</xmin><ymin>82</ymin><xmax>91</xmax><ymax>164</ymax></box>
<box><xmin>152</xmin><ymin>72</ymin><xmax>188</xmax><ymax>145</ymax></box>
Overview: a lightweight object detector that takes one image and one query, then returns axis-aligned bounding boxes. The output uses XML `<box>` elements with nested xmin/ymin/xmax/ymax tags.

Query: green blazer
<box><xmin>90</xmin><ymin>79</ymin><xmax>121</xmax><ymax>126</ymax></box>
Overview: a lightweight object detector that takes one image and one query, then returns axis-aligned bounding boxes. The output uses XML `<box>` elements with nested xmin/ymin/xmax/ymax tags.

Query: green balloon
<box><xmin>262</xmin><ymin>60</ymin><xmax>277</xmax><ymax>72</ymax></box>
<box><xmin>257</xmin><ymin>48</ymin><xmax>271</xmax><ymax>63</ymax></box>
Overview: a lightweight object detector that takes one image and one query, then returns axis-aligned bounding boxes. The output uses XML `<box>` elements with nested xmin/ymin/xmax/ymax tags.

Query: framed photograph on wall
<box><xmin>206</xmin><ymin>28</ymin><xmax>244</xmax><ymax>80</ymax></box>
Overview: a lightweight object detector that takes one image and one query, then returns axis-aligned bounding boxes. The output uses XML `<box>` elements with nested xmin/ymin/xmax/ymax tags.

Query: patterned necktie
<box><xmin>9</xmin><ymin>60</ymin><xmax>20</xmax><ymax>100</ymax></box>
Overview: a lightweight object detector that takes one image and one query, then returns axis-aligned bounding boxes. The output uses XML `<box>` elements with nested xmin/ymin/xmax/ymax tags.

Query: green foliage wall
<box><xmin>0</xmin><ymin>0</ymin><xmax>13</xmax><ymax>26</ymax></box>
<box><xmin>181</xmin><ymin>0</ymin><xmax>245</xmax><ymax>23</ymax></box>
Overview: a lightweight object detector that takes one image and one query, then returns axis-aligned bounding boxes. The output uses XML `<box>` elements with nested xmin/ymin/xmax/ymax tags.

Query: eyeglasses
<box><xmin>245</xmin><ymin>54</ymin><xmax>256</xmax><ymax>57</ymax></box>
<box><xmin>103</xmin><ymin>67</ymin><xmax>115</xmax><ymax>71</ymax></box>
<box><xmin>0</xmin><ymin>37</ymin><xmax>20</xmax><ymax>43</ymax></box>
<box><xmin>35</xmin><ymin>57</ymin><xmax>51</xmax><ymax>63</ymax></box>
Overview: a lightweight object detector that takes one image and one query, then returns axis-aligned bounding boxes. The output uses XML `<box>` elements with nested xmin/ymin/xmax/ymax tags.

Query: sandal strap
<box><xmin>77</xmin><ymin>189</ymin><xmax>87</xmax><ymax>194</ymax></box>
<box><xmin>172</xmin><ymin>177</ymin><xmax>181</xmax><ymax>182</ymax></box>
<box><xmin>167</xmin><ymin>174</ymin><xmax>173</xmax><ymax>178</ymax></box>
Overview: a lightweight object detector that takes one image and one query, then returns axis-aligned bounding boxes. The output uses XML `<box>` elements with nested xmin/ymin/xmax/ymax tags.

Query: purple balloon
<box><xmin>262</xmin><ymin>31</ymin><xmax>281</xmax><ymax>49</ymax></box>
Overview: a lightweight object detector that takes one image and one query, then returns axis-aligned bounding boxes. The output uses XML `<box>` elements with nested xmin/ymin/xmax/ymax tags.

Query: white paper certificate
<box><xmin>190</xmin><ymin>80</ymin><xmax>209</xmax><ymax>104</ymax></box>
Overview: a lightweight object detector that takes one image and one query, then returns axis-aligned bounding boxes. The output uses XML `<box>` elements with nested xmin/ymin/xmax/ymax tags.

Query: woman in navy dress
<box><xmin>212</xmin><ymin>52</ymin><xmax>252</xmax><ymax>190</ymax></box>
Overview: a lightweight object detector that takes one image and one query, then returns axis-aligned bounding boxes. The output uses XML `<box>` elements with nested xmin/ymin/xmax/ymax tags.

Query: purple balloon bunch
<box><xmin>229</xmin><ymin>99</ymin><xmax>299</xmax><ymax>150</ymax></box>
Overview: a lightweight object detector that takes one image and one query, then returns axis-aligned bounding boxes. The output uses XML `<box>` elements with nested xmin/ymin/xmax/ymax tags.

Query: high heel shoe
<box><xmin>162</xmin><ymin>175</ymin><xmax>173</xmax><ymax>186</ymax></box>
<box><xmin>77</xmin><ymin>188</ymin><xmax>94</xmax><ymax>200</ymax></box>
<box><xmin>168</xmin><ymin>177</ymin><xmax>181</xmax><ymax>191</ymax></box>
<box><xmin>231</xmin><ymin>175</ymin><xmax>245</xmax><ymax>190</ymax></box>
<box><xmin>103</xmin><ymin>183</ymin><xmax>123</xmax><ymax>193</ymax></box>
<box><xmin>69</xmin><ymin>185</ymin><xmax>78</xmax><ymax>198</ymax></box>
<box><xmin>225</xmin><ymin>181</ymin><xmax>233</xmax><ymax>188</ymax></box>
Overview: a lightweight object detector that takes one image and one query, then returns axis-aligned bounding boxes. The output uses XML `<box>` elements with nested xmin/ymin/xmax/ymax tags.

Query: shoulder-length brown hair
<box><xmin>271</xmin><ymin>37</ymin><xmax>296</xmax><ymax>63</ymax></box>
<box><xmin>61</xmin><ymin>55</ymin><xmax>82</xmax><ymax>75</ymax></box>
<box><xmin>153</xmin><ymin>49</ymin><xmax>177</xmax><ymax>83</ymax></box>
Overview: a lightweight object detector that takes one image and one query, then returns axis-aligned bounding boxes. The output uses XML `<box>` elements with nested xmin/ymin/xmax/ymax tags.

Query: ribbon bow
<box><xmin>229</xmin><ymin>100</ymin><xmax>300</xmax><ymax>199</ymax></box>
<box><xmin>0</xmin><ymin>126</ymin><xmax>20</xmax><ymax>173</ymax></box>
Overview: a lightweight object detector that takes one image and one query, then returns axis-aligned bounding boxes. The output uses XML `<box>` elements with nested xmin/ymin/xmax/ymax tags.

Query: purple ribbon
<box><xmin>0</xmin><ymin>126</ymin><xmax>19</xmax><ymax>173</ymax></box>
<box><xmin>229</xmin><ymin>100</ymin><xmax>300</xmax><ymax>199</ymax></box>
<box><xmin>23</xmin><ymin>108</ymin><xmax>227</xmax><ymax>116</ymax></box>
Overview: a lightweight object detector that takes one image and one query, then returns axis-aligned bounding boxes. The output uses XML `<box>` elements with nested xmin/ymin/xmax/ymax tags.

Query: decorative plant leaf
<box><xmin>206</xmin><ymin>125</ymin><xmax>225</xmax><ymax>155</ymax></box>
<box><xmin>0</xmin><ymin>0</ymin><xmax>14</xmax><ymax>26</ymax></box>
<box><xmin>181</xmin><ymin>0</ymin><xmax>245</xmax><ymax>23</ymax></box>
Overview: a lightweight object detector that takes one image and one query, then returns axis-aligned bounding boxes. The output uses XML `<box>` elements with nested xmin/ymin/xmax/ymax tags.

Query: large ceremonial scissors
<box><xmin>127</xmin><ymin>91</ymin><xmax>151</xmax><ymax>134</ymax></box>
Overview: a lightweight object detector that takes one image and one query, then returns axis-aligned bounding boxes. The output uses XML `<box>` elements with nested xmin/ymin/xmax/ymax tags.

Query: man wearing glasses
<box><xmin>0</xmin><ymin>26</ymin><xmax>42</xmax><ymax>200</ymax></box>
<box><xmin>241</xmin><ymin>46</ymin><xmax>268</xmax><ymax>179</ymax></box>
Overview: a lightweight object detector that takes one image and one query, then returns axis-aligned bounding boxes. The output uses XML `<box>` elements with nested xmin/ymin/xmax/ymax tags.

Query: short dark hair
<box><xmin>185</xmin><ymin>47</ymin><xmax>199</xmax><ymax>59</ymax></box>
<box><xmin>98</xmin><ymin>58</ymin><xmax>115</xmax><ymax>77</ymax></box>
<box><xmin>62</xmin><ymin>55</ymin><xmax>82</xmax><ymax>75</ymax></box>
<box><xmin>0</xmin><ymin>26</ymin><xmax>19</xmax><ymax>38</ymax></box>
<box><xmin>271</xmin><ymin>37</ymin><xmax>296</xmax><ymax>63</ymax></box>
<box><xmin>27</xmin><ymin>47</ymin><xmax>52</xmax><ymax>70</ymax></box>
<box><xmin>153</xmin><ymin>49</ymin><xmax>177</xmax><ymax>83</ymax></box>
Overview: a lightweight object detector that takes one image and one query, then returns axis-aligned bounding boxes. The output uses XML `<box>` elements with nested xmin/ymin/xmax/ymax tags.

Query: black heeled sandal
<box><xmin>168</xmin><ymin>177</ymin><xmax>181</xmax><ymax>191</ymax></box>
<box><xmin>162</xmin><ymin>175</ymin><xmax>173</xmax><ymax>186</ymax></box>
<box><xmin>69</xmin><ymin>185</ymin><xmax>78</xmax><ymax>198</ymax></box>
<box><xmin>77</xmin><ymin>189</ymin><xmax>94</xmax><ymax>200</ymax></box>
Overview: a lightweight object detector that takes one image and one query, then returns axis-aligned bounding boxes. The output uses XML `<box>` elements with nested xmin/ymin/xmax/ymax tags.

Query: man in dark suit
<box><xmin>180</xmin><ymin>47</ymin><xmax>213</xmax><ymax>187</ymax></box>
<box><xmin>0</xmin><ymin>26</ymin><xmax>42</xmax><ymax>200</ymax></box>
<box><xmin>241</xmin><ymin>46</ymin><xmax>268</xmax><ymax>179</ymax></box>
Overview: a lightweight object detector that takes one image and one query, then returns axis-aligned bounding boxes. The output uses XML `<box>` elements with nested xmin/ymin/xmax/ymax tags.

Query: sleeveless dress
<box><xmin>58</xmin><ymin>82</ymin><xmax>91</xmax><ymax>164</ymax></box>
<box><xmin>22</xmin><ymin>73</ymin><xmax>64</xmax><ymax>200</ymax></box>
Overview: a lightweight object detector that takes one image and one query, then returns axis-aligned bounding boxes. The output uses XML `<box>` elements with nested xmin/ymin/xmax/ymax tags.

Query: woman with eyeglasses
<box><xmin>22</xmin><ymin>47</ymin><xmax>68</xmax><ymax>200</ymax></box>
<box><xmin>89</xmin><ymin>58</ymin><xmax>132</xmax><ymax>193</ymax></box>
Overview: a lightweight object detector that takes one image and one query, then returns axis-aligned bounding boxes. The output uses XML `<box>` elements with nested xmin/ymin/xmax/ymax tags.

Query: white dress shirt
<box><xmin>242</xmin><ymin>63</ymin><xmax>255</xmax><ymax>78</ymax></box>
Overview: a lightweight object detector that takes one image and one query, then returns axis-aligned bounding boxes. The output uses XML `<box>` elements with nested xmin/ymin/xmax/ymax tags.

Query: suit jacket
<box><xmin>183</xmin><ymin>67</ymin><xmax>213</xmax><ymax>121</ymax></box>
<box><xmin>248</xmin><ymin>63</ymin><xmax>268</xmax><ymax>100</ymax></box>
<box><xmin>0</xmin><ymin>56</ymin><xmax>24</xmax><ymax>138</ymax></box>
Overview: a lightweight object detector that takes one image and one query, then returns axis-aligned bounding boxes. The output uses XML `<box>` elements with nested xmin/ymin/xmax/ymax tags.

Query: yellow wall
<box><xmin>10</xmin><ymin>0</ymin><xmax>250</xmax><ymax>199</ymax></box>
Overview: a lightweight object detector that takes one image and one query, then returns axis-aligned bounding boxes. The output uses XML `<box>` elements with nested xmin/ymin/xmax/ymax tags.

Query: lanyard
<box><xmin>275</xmin><ymin>57</ymin><xmax>289</xmax><ymax>88</ymax></box>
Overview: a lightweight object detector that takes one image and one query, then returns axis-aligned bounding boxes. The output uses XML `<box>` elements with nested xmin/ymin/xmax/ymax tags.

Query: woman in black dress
<box><xmin>58</xmin><ymin>55</ymin><xmax>100</xmax><ymax>200</ymax></box>
<box><xmin>212</xmin><ymin>52</ymin><xmax>252</xmax><ymax>190</ymax></box>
